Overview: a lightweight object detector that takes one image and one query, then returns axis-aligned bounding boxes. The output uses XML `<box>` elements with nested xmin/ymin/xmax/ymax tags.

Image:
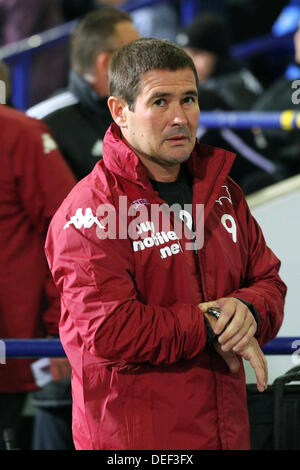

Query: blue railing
<box><xmin>121</xmin><ymin>0</ymin><xmax>174</xmax><ymax>12</ymax></box>
<box><xmin>232</xmin><ymin>31</ymin><xmax>295</xmax><ymax>60</ymax></box>
<box><xmin>3</xmin><ymin>339</ymin><xmax>65</xmax><ymax>358</ymax></box>
<box><xmin>1</xmin><ymin>337</ymin><xmax>299</xmax><ymax>358</ymax></box>
<box><xmin>199</xmin><ymin>110</ymin><xmax>300</xmax><ymax>130</ymax></box>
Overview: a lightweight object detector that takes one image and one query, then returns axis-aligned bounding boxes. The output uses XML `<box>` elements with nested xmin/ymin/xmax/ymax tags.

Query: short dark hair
<box><xmin>109</xmin><ymin>38</ymin><xmax>199</xmax><ymax>110</ymax></box>
<box><xmin>71</xmin><ymin>7</ymin><xmax>132</xmax><ymax>75</ymax></box>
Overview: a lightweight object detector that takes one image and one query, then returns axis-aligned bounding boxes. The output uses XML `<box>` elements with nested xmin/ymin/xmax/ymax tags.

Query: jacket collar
<box><xmin>102</xmin><ymin>123</ymin><xmax>154</xmax><ymax>192</ymax></box>
<box><xmin>102</xmin><ymin>123</ymin><xmax>236</xmax><ymax>208</ymax></box>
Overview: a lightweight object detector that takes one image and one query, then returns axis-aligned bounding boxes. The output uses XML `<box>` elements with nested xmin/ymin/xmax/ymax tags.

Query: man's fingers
<box><xmin>249</xmin><ymin>352</ymin><xmax>268</xmax><ymax>392</ymax></box>
<box><xmin>217</xmin><ymin>308</ymin><xmax>257</xmax><ymax>348</ymax></box>
<box><xmin>219</xmin><ymin>323</ymin><xmax>257</xmax><ymax>352</ymax></box>
<box><xmin>213</xmin><ymin>310</ymin><xmax>233</xmax><ymax>335</ymax></box>
<box><xmin>199</xmin><ymin>299</ymin><xmax>235</xmax><ymax>334</ymax></box>
<box><xmin>199</xmin><ymin>301</ymin><xmax>219</xmax><ymax>312</ymax></box>
<box><xmin>209</xmin><ymin>299</ymin><xmax>249</xmax><ymax>336</ymax></box>
<box><xmin>240</xmin><ymin>339</ymin><xmax>268</xmax><ymax>392</ymax></box>
<box><xmin>200</xmin><ymin>297</ymin><xmax>258</xmax><ymax>352</ymax></box>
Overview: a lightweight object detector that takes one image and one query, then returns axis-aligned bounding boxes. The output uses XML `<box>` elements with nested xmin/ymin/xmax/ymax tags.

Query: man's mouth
<box><xmin>165</xmin><ymin>134</ymin><xmax>189</xmax><ymax>143</ymax></box>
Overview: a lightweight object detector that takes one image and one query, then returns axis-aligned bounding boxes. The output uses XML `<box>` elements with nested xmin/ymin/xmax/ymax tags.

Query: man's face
<box><xmin>121</xmin><ymin>68</ymin><xmax>200</xmax><ymax>169</ymax></box>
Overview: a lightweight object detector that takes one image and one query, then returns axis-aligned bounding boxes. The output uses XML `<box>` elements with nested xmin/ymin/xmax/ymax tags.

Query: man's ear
<box><xmin>107</xmin><ymin>96</ymin><xmax>128</xmax><ymax>128</ymax></box>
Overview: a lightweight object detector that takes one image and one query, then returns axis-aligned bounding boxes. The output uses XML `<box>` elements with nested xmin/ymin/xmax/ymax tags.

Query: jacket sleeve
<box><xmin>229</xmin><ymin>195</ymin><xmax>287</xmax><ymax>346</ymax></box>
<box><xmin>45</xmin><ymin>211</ymin><xmax>208</xmax><ymax>365</ymax></box>
<box><xmin>13</xmin><ymin>119</ymin><xmax>76</xmax><ymax>335</ymax></box>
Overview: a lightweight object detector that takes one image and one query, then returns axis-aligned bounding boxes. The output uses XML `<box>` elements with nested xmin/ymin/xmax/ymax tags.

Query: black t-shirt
<box><xmin>150</xmin><ymin>164</ymin><xmax>194</xmax><ymax>229</ymax></box>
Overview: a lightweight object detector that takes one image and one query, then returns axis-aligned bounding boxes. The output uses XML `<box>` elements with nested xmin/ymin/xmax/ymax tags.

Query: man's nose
<box><xmin>170</xmin><ymin>103</ymin><xmax>188</xmax><ymax>125</ymax></box>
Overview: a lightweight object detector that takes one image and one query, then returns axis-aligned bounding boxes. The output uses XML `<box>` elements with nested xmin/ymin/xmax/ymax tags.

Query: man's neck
<box><xmin>140</xmin><ymin>158</ymin><xmax>181</xmax><ymax>183</ymax></box>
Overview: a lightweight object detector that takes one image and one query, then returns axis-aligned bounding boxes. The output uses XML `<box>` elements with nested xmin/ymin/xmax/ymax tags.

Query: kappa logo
<box><xmin>64</xmin><ymin>208</ymin><xmax>105</xmax><ymax>230</ymax></box>
<box><xmin>215</xmin><ymin>185</ymin><xmax>232</xmax><ymax>206</ymax></box>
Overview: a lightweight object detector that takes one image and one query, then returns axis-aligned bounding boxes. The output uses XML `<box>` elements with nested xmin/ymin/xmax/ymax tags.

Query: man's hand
<box><xmin>213</xmin><ymin>338</ymin><xmax>268</xmax><ymax>392</ymax></box>
<box><xmin>238</xmin><ymin>337</ymin><xmax>268</xmax><ymax>392</ymax></box>
<box><xmin>200</xmin><ymin>297</ymin><xmax>257</xmax><ymax>352</ymax></box>
<box><xmin>50</xmin><ymin>358</ymin><xmax>72</xmax><ymax>381</ymax></box>
<box><xmin>213</xmin><ymin>342</ymin><xmax>241</xmax><ymax>374</ymax></box>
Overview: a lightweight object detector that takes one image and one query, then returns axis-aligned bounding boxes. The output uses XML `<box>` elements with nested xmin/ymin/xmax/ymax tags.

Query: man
<box><xmin>0</xmin><ymin>104</ymin><xmax>75</xmax><ymax>449</ymax></box>
<box><xmin>27</xmin><ymin>7</ymin><xmax>140</xmax><ymax>180</ymax></box>
<box><xmin>45</xmin><ymin>39</ymin><xmax>286</xmax><ymax>450</ymax></box>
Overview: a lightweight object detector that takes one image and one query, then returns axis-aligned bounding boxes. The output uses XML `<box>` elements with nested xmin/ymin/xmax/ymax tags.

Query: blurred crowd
<box><xmin>0</xmin><ymin>0</ymin><xmax>299</xmax><ymax>450</ymax></box>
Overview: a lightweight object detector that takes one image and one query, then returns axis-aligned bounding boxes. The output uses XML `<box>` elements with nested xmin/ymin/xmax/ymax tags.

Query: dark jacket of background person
<box><xmin>0</xmin><ymin>105</ymin><xmax>76</xmax><ymax>393</ymax></box>
<box><xmin>0</xmin><ymin>0</ymin><xmax>68</xmax><ymax>106</ymax></box>
<box><xmin>247</xmin><ymin>19</ymin><xmax>300</xmax><ymax>187</ymax></box>
<box><xmin>178</xmin><ymin>13</ymin><xmax>263</xmax><ymax>111</ymax></box>
<box><xmin>26</xmin><ymin>7</ymin><xmax>140</xmax><ymax>181</ymax></box>
<box><xmin>177</xmin><ymin>14</ymin><xmax>280</xmax><ymax>194</ymax></box>
<box><xmin>251</xmin><ymin>73</ymin><xmax>300</xmax><ymax>180</ymax></box>
<box><xmin>28</xmin><ymin>71</ymin><xmax>113</xmax><ymax>180</ymax></box>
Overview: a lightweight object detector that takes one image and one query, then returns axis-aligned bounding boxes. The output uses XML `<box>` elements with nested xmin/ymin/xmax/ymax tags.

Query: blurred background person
<box><xmin>0</xmin><ymin>103</ymin><xmax>75</xmax><ymax>450</ymax></box>
<box><xmin>57</xmin><ymin>0</ymin><xmax>179</xmax><ymax>40</ymax></box>
<box><xmin>249</xmin><ymin>20</ymin><xmax>300</xmax><ymax>189</ymax></box>
<box><xmin>177</xmin><ymin>13</ymin><xmax>281</xmax><ymax>194</ymax></box>
<box><xmin>178</xmin><ymin>12</ymin><xmax>263</xmax><ymax>111</ymax></box>
<box><xmin>27</xmin><ymin>7</ymin><xmax>140</xmax><ymax>180</ymax></box>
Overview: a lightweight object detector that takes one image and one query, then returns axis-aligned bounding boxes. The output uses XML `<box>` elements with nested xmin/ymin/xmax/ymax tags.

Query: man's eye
<box><xmin>154</xmin><ymin>99</ymin><xmax>166</xmax><ymax>106</ymax></box>
<box><xmin>183</xmin><ymin>96</ymin><xmax>196</xmax><ymax>104</ymax></box>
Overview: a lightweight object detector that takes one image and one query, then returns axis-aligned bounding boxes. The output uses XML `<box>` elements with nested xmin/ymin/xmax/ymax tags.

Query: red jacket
<box><xmin>0</xmin><ymin>105</ymin><xmax>75</xmax><ymax>393</ymax></box>
<box><xmin>45</xmin><ymin>123</ymin><xmax>286</xmax><ymax>450</ymax></box>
